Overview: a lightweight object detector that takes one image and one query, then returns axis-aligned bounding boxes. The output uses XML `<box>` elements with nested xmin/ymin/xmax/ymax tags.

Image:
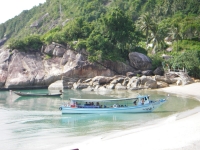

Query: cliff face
<box><xmin>0</xmin><ymin>43</ymin><xmax>152</xmax><ymax>89</ymax></box>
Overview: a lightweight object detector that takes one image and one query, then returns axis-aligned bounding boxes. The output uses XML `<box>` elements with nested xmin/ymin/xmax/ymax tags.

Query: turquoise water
<box><xmin>0</xmin><ymin>89</ymin><xmax>200</xmax><ymax>150</ymax></box>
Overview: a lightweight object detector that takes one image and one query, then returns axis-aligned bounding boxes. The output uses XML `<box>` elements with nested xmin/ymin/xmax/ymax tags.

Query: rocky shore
<box><xmin>0</xmin><ymin>43</ymin><xmax>195</xmax><ymax>90</ymax></box>
<box><xmin>49</xmin><ymin>71</ymin><xmax>194</xmax><ymax>92</ymax></box>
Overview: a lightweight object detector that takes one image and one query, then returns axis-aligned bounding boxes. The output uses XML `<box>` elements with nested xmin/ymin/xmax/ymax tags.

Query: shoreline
<box><xmin>57</xmin><ymin>82</ymin><xmax>200</xmax><ymax>150</ymax></box>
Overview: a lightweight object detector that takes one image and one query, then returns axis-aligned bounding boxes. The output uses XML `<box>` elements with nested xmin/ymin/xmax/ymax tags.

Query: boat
<box><xmin>13</xmin><ymin>91</ymin><xmax>62</xmax><ymax>97</ymax></box>
<box><xmin>59</xmin><ymin>95</ymin><xmax>167</xmax><ymax>114</ymax></box>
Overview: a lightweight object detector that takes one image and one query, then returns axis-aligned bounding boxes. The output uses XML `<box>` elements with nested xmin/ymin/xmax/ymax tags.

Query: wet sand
<box><xmin>58</xmin><ymin>83</ymin><xmax>200</xmax><ymax>150</ymax></box>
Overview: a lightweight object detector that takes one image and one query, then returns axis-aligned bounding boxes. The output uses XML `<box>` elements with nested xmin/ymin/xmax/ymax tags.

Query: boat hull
<box><xmin>13</xmin><ymin>91</ymin><xmax>62</xmax><ymax>97</ymax></box>
<box><xmin>60</xmin><ymin>100</ymin><xmax>166</xmax><ymax>114</ymax></box>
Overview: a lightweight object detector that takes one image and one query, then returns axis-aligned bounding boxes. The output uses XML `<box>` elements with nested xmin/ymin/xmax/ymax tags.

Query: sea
<box><xmin>0</xmin><ymin>89</ymin><xmax>200</xmax><ymax>150</ymax></box>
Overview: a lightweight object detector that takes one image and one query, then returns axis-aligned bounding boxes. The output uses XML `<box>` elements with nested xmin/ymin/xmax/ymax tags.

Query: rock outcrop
<box><xmin>0</xmin><ymin>42</ymin><xmax>139</xmax><ymax>89</ymax></box>
<box><xmin>0</xmin><ymin>36</ymin><xmax>8</xmax><ymax>47</ymax></box>
<box><xmin>129</xmin><ymin>52</ymin><xmax>152</xmax><ymax>70</ymax></box>
<box><xmin>0</xmin><ymin>42</ymin><xmax>194</xmax><ymax>90</ymax></box>
<box><xmin>30</xmin><ymin>13</ymin><xmax>49</xmax><ymax>28</ymax></box>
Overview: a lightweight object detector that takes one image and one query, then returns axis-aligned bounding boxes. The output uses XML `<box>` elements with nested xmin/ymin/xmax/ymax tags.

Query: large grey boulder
<box><xmin>154</xmin><ymin>67</ymin><xmax>164</xmax><ymax>75</ymax></box>
<box><xmin>44</xmin><ymin>44</ymin><xmax>55</xmax><ymax>55</ymax></box>
<box><xmin>48</xmin><ymin>80</ymin><xmax>63</xmax><ymax>90</ymax></box>
<box><xmin>53</xmin><ymin>46</ymin><xmax>66</xmax><ymax>57</ymax></box>
<box><xmin>144</xmin><ymin>80</ymin><xmax>157</xmax><ymax>89</ymax></box>
<box><xmin>140</xmin><ymin>76</ymin><xmax>157</xmax><ymax>89</ymax></box>
<box><xmin>129</xmin><ymin>52</ymin><xmax>152</xmax><ymax>71</ymax></box>
<box><xmin>5</xmin><ymin>51</ymin><xmax>47</xmax><ymax>88</ymax></box>
<box><xmin>155</xmin><ymin>75</ymin><xmax>177</xmax><ymax>84</ymax></box>
<box><xmin>102</xmin><ymin>60</ymin><xmax>135</xmax><ymax>75</ymax></box>
<box><xmin>92</xmin><ymin>76</ymin><xmax>113</xmax><ymax>85</ymax></box>
<box><xmin>157</xmin><ymin>81</ymin><xmax>169</xmax><ymax>88</ymax></box>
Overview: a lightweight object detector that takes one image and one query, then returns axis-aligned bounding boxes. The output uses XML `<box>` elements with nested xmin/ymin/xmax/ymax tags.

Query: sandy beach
<box><xmin>58</xmin><ymin>83</ymin><xmax>200</xmax><ymax>150</ymax></box>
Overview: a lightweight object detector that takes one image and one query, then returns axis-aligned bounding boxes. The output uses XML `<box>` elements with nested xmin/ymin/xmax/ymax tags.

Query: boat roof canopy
<box><xmin>69</xmin><ymin>97</ymin><xmax>138</xmax><ymax>102</ymax></box>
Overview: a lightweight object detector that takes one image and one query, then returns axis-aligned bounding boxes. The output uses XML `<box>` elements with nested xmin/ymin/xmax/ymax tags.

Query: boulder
<box><xmin>110</xmin><ymin>75</ymin><xmax>126</xmax><ymax>84</ymax></box>
<box><xmin>139</xmin><ymin>76</ymin><xmax>157</xmax><ymax>89</ymax></box>
<box><xmin>144</xmin><ymin>80</ymin><xmax>157</xmax><ymax>89</ymax></box>
<box><xmin>48</xmin><ymin>80</ymin><xmax>63</xmax><ymax>90</ymax></box>
<box><xmin>73</xmin><ymin>82</ymin><xmax>89</xmax><ymax>89</ymax></box>
<box><xmin>142</xmin><ymin>70</ymin><xmax>153</xmax><ymax>76</ymax></box>
<box><xmin>153</xmin><ymin>67</ymin><xmax>164</xmax><ymax>75</ymax></box>
<box><xmin>5</xmin><ymin>51</ymin><xmax>47</xmax><ymax>88</ymax></box>
<box><xmin>115</xmin><ymin>83</ymin><xmax>127</xmax><ymax>90</ymax></box>
<box><xmin>44</xmin><ymin>44</ymin><xmax>55</xmax><ymax>55</ymax></box>
<box><xmin>122</xmin><ymin>77</ymin><xmax>129</xmax><ymax>86</ymax></box>
<box><xmin>92</xmin><ymin>76</ymin><xmax>112</xmax><ymax>85</ymax></box>
<box><xmin>102</xmin><ymin>60</ymin><xmax>135</xmax><ymax>75</ymax></box>
<box><xmin>127</xmin><ymin>77</ymin><xmax>138</xmax><ymax>88</ymax></box>
<box><xmin>53</xmin><ymin>46</ymin><xmax>66</xmax><ymax>57</ymax></box>
<box><xmin>140</xmin><ymin>76</ymin><xmax>151</xmax><ymax>85</ymax></box>
<box><xmin>157</xmin><ymin>81</ymin><xmax>169</xmax><ymax>88</ymax></box>
<box><xmin>155</xmin><ymin>75</ymin><xmax>176</xmax><ymax>84</ymax></box>
<box><xmin>129</xmin><ymin>52</ymin><xmax>152</xmax><ymax>71</ymax></box>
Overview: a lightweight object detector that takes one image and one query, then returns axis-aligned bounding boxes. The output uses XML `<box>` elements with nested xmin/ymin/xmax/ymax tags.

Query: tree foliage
<box><xmin>9</xmin><ymin>35</ymin><xmax>42</xmax><ymax>51</ymax></box>
<box><xmin>86</xmin><ymin>8</ymin><xmax>138</xmax><ymax>62</ymax></box>
<box><xmin>170</xmin><ymin>51</ymin><xmax>200</xmax><ymax>78</ymax></box>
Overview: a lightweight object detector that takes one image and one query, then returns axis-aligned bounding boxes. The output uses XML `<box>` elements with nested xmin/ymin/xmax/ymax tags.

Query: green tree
<box><xmin>149</xmin><ymin>24</ymin><xmax>165</xmax><ymax>54</ymax></box>
<box><xmin>171</xmin><ymin>51</ymin><xmax>200</xmax><ymax>77</ymax></box>
<box><xmin>168</xmin><ymin>23</ymin><xmax>182</xmax><ymax>52</ymax></box>
<box><xmin>137</xmin><ymin>13</ymin><xmax>156</xmax><ymax>48</ymax></box>
<box><xmin>87</xmin><ymin>7</ymin><xmax>137</xmax><ymax>62</ymax></box>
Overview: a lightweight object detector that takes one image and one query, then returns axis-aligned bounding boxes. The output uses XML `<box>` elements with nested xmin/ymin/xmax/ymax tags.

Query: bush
<box><xmin>170</xmin><ymin>50</ymin><xmax>200</xmax><ymax>78</ymax></box>
<box><xmin>178</xmin><ymin>40</ymin><xmax>200</xmax><ymax>51</ymax></box>
<box><xmin>8</xmin><ymin>35</ymin><xmax>43</xmax><ymax>51</ymax></box>
<box><xmin>149</xmin><ymin>54</ymin><xmax>164</xmax><ymax>70</ymax></box>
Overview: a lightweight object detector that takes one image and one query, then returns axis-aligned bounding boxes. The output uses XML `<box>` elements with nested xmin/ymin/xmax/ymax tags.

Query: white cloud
<box><xmin>0</xmin><ymin>0</ymin><xmax>46</xmax><ymax>24</ymax></box>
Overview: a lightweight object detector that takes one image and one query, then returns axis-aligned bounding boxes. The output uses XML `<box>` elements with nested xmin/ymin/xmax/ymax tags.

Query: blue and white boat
<box><xmin>59</xmin><ymin>95</ymin><xmax>167</xmax><ymax>114</ymax></box>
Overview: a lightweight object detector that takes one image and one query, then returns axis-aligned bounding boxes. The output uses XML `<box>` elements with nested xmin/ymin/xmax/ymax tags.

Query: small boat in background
<box><xmin>59</xmin><ymin>94</ymin><xmax>167</xmax><ymax>114</ymax></box>
<box><xmin>13</xmin><ymin>91</ymin><xmax>62</xmax><ymax>97</ymax></box>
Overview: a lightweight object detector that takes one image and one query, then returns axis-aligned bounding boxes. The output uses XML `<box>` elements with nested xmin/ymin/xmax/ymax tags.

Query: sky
<box><xmin>0</xmin><ymin>0</ymin><xmax>46</xmax><ymax>24</ymax></box>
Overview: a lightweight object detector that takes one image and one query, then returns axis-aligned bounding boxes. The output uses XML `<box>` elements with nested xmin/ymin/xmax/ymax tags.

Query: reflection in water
<box><xmin>0</xmin><ymin>89</ymin><xmax>200</xmax><ymax>150</ymax></box>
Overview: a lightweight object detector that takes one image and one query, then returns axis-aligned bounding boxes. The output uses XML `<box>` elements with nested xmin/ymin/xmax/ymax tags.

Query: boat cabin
<box><xmin>136</xmin><ymin>95</ymin><xmax>150</xmax><ymax>105</ymax></box>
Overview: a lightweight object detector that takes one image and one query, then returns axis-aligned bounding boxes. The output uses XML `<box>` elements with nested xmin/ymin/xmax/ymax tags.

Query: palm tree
<box><xmin>168</xmin><ymin>24</ymin><xmax>182</xmax><ymax>52</ymax></box>
<box><xmin>149</xmin><ymin>24</ymin><xmax>165</xmax><ymax>54</ymax></box>
<box><xmin>136</xmin><ymin>13</ymin><xmax>155</xmax><ymax>48</ymax></box>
